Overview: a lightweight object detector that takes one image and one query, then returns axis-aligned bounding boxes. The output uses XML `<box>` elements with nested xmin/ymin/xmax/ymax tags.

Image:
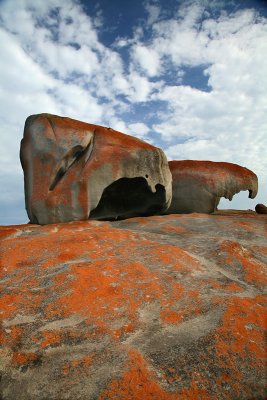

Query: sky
<box><xmin>0</xmin><ymin>0</ymin><xmax>267</xmax><ymax>225</ymax></box>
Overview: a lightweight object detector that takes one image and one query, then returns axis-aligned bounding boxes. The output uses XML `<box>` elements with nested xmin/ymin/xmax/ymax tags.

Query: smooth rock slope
<box><xmin>0</xmin><ymin>211</ymin><xmax>266</xmax><ymax>399</ymax></box>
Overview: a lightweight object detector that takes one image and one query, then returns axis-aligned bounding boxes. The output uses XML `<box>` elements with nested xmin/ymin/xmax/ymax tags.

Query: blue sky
<box><xmin>0</xmin><ymin>0</ymin><xmax>267</xmax><ymax>225</ymax></box>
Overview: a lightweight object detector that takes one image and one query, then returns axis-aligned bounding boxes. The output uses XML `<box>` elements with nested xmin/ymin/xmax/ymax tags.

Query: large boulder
<box><xmin>20</xmin><ymin>114</ymin><xmax>172</xmax><ymax>224</ymax></box>
<box><xmin>167</xmin><ymin>160</ymin><xmax>258</xmax><ymax>214</ymax></box>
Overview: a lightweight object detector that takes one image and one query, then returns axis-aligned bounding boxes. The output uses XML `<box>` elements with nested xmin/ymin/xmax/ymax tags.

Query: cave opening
<box><xmin>89</xmin><ymin>177</ymin><xmax>166</xmax><ymax>221</ymax></box>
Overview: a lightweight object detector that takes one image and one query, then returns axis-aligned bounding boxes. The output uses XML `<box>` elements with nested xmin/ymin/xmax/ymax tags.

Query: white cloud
<box><xmin>50</xmin><ymin>84</ymin><xmax>104</xmax><ymax>122</ymax></box>
<box><xmin>149</xmin><ymin>16</ymin><xmax>209</xmax><ymax>67</ymax></box>
<box><xmin>131</xmin><ymin>44</ymin><xmax>161</xmax><ymax>77</ymax></box>
<box><xmin>140</xmin><ymin>4</ymin><xmax>267</xmax><ymax>208</ymax></box>
<box><xmin>108</xmin><ymin>118</ymin><xmax>150</xmax><ymax>141</ymax></box>
<box><xmin>126</xmin><ymin>71</ymin><xmax>156</xmax><ymax>102</ymax></box>
<box><xmin>127</xmin><ymin>122</ymin><xmax>150</xmax><ymax>139</ymax></box>
<box><xmin>0</xmin><ymin>29</ymin><xmax>53</xmax><ymax>94</ymax></box>
<box><xmin>0</xmin><ymin>28</ymin><xmax>59</xmax><ymax>159</ymax></box>
<box><xmin>0</xmin><ymin>0</ymin><xmax>128</xmax><ymax>102</ymax></box>
<box><xmin>145</xmin><ymin>3</ymin><xmax>161</xmax><ymax>26</ymax></box>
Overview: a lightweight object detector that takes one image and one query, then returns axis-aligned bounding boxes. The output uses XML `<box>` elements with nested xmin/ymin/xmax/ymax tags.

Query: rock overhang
<box><xmin>167</xmin><ymin>160</ymin><xmax>258</xmax><ymax>214</ymax></box>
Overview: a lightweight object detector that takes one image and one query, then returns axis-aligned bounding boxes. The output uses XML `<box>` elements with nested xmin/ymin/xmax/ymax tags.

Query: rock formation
<box><xmin>20</xmin><ymin>114</ymin><xmax>172</xmax><ymax>224</ymax></box>
<box><xmin>167</xmin><ymin>160</ymin><xmax>258</xmax><ymax>214</ymax></box>
<box><xmin>255</xmin><ymin>203</ymin><xmax>267</xmax><ymax>214</ymax></box>
<box><xmin>1</xmin><ymin>211</ymin><xmax>266</xmax><ymax>399</ymax></box>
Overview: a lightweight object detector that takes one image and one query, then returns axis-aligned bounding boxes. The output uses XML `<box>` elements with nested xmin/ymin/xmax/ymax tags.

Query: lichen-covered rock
<box><xmin>1</xmin><ymin>211</ymin><xmax>266</xmax><ymax>399</ymax></box>
<box><xmin>20</xmin><ymin>114</ymin><xmax>172</xmax><ymax>224</ymax></box>
<box><xmin>167</xmin><ymin>160</ymin><xmax>258</xmax><ymax>214</ymax></box>
<box><xmin>255</xmin><ymin>203</ymin><xmax>267</xmax><ymax>214</ymax></box>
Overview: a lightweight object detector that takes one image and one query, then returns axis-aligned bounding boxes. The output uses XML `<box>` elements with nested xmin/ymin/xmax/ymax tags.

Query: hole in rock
<box><xmin>218</xmin><ymin>190</ymin><xmax>254</xmax><ymax>211</ymax></box>
<box><xmin>90</xmin><ymin>177</ymin><xmax>166</xmax><ymax>221</ymax></box>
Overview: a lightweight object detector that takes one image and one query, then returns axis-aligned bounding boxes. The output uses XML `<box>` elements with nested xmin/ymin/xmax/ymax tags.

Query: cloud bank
<box><xmin>0</xmin><ymin>0</ymin><xmax>266</xmax><ymax>223</ymax></box>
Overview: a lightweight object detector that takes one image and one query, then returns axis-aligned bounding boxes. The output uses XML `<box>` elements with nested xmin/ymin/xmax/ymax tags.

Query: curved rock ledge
<box><xmin>1</xmin><ymin>211</ymin><xmax>266</xmax><ymax>399</ymax></box>
<box><xmin>167</xmin><ymin>160</ymin><xmax>258</xmax><ymax>214</ymax></box>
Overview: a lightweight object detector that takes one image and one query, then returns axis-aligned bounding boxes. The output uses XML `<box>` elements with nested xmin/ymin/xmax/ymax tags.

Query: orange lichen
<box><xmin>177</xmin><ymin>379</ymin><xmax>209</xmax><ymax>400</ymax></box>
<box><xmin>53</xmin><ymin>259</ymin><xmax>163</xmax><ymax>336</ymax></box>
<box><xmin>62</xmin><ymin>355</ymin><xmax>94</xmax><ymax>376</ymax></box>
<box><xmin>162</xmin><ymin>225</ymin><xmax>186</xmax><ymax>234</ymax></box>
<box><xmin>1</xmin><ymin>213</ymin><xmax>266</xmax><ymax>399</ymax></box>
<box><xmin>40</xmin><ymin>330</ymin><xmax>62</xmax><ymax>349</ymax></box>
<box><xmin>12</xmin><ymin>351</ymin><xmax>38</xmax><ymax>366</ymax></box>
<box><xmin>99</xmin><ymin>350</ymin><xmax>179</xmax><ymax>400</ymax></box>
<box><xmin>1</xmin><ymin>326</ymin><xmax>23</xmax><ymax>348</ymax></box>
<box><xmin>160</xmin><ymin>309</ymin><xmax>183</xmax><ymax>324</ymax></box>
<box><xmin>224</xmin><ymin>282</ymin><xmax>243</xmax><ymax>292</ymax></box>
<box><xmin>208</xmin><ymin>295</ymin><xmax>267</xmax><ymax>398</ymax></box>
<box><xmin>215</xmin><ymin>296</ymin><xmax>266</xmax><ymax>359</ymax></box>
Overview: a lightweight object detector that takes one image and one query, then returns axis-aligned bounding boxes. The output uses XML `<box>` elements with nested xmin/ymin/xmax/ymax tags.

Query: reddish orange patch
<box><xmin>160</xmin><ymin>310</ymin><xmax>183</xmax><ymax>324</ymax></box>
<box><xmin>40</xmin><ymin>330</ymin><xmax>62</xmax><ymax>349</ymax></box>
<box><xmin>99</xmin><ymin>350</ymin><xmax>179</xmax><ymax>400</ymax></box>
<box><xmin>12</xmin><ymin>351</ymin><xmax>38</xmax><ymax>366</ymax></box>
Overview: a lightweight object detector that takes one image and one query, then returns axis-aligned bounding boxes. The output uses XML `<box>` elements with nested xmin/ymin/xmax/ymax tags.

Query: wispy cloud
<box><xmin>130</xmin><ymin>2</ymin><xmax>267</xmax><ymax>201</ymax></box>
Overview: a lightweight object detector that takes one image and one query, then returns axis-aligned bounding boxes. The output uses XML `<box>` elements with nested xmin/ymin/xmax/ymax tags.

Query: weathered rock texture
<box><xmin>167</xmin><ymin>160</ymin><xmax>258</xmax><ymax>214</ymax></box>
<box><xmin>1</xmin><ymin>211</ymin><xmax>266</xmax><ymax>399</ymax></box>
<box><xmin>256</xmin><ymin>203</ymin><xmax>267</xmax><ymax>214</ymax></box>
<box><xmin>20</xmin><ymin>114</ymin><xmax>172</xmax><ymax>224</ymax></box>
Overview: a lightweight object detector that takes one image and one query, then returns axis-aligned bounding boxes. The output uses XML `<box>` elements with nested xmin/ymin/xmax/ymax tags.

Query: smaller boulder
<box><xmin>255</xmin><ymin>203</ymin><xmax>267</xmax><ymax>214</ymax></box>
<box><xmin>167</xmin><ymin>160</ymin><xmax>258</xmax><ymax>214</ymax></box>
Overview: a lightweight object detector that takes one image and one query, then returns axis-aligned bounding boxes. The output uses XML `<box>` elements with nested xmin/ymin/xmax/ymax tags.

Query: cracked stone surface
<box><xmin>20</xmin><ymin>114</ymin><xmax>172</xmax><ymax>224</ymax></box>
<box><xmin>0</xmin><ymin>211</ymin><xmax>266</xmax><ymax>399</ymax></box>
<box><xmin>167</xmin><ymin>160</ymin><xmax>258</xmax><ymax>214</ymax></box>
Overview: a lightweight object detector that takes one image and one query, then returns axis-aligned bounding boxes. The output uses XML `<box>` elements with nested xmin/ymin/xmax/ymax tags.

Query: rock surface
<box><xmin>167</xmin><ymin>160</ymin><xmax>258</xmax><ymax>214</ymax></box>
<box><xmin>20</xmin><ymin>114</ymin><xmax>172</xmax><ymax>224</ymax></box>
<box><xmin>256</xmin><ymin>203</ymin><xmax>267</xmax><ymax>214</ymax></box>
<box><xmin>1</xmin><ymin>211</ymin><xmax>266</xmax><ymax>399</ymax></box>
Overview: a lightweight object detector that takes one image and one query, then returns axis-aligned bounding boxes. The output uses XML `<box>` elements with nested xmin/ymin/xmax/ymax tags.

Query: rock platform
<box><xmin>1</xmin><ymin>211</ymin><xmax>266</xmax><ymax>399</ymax></box>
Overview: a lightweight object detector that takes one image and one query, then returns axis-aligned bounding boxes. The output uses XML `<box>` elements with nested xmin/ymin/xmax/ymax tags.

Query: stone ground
<box><xmin>0</xmin><ymin>211</ymin><xmax>266</xmax><ymax>399</ymax></box>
